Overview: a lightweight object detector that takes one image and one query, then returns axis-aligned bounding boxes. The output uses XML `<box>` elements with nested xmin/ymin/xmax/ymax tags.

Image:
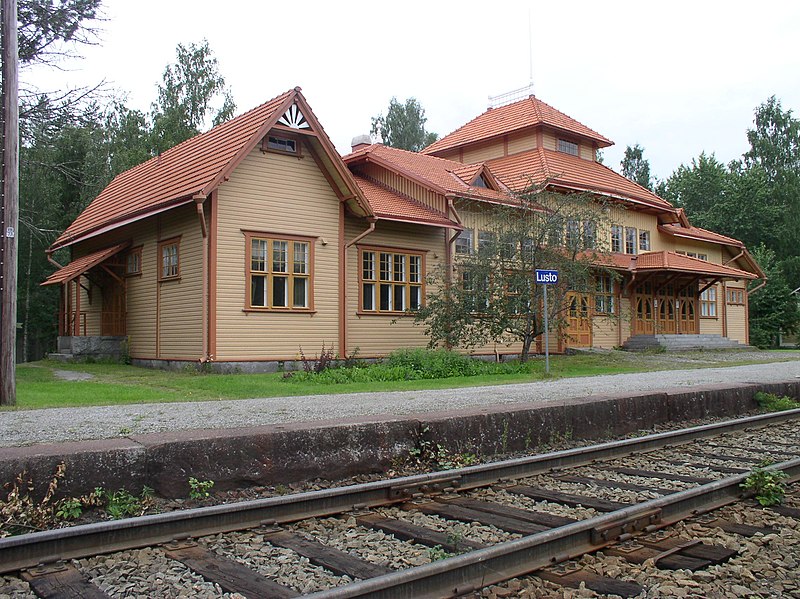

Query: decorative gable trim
<box><xmin>278</xmin><ymin>104</ymin><xmax>311</xmax><ymax>129</ymax></box>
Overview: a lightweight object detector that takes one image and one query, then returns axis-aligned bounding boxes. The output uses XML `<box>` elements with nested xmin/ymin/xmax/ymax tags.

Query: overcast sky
<box><xmin>25</xmin><ymin>0</ymin><xmax>800</xmax><ymax>181</ymax></box>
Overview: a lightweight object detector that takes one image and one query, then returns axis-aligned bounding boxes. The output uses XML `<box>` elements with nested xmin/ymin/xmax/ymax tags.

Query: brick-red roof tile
<box><xmin>343</xmin><ymin>144</ymin><xmax>515</xmax><ymax>205</ymax></box>
<box><xmin>658</xmin><ymin>223</ymin><xmax>744</xmax><ymax>247</ymax></box>
<box><xmin>41</xmin><ymin>242</ymin><xmax>130</xmax><ymax>286</ymax></box>
<box><xmin>52</xmin><ymin>90</ymin><xmax>296</xmax><ymax>249</ymax></box>
<box><xmin>353</xmin><ymin>176</ymin><xmax>458</xmax><ymax>228</ymax></box>
<box><xmin>424</xmin><ymin>96</ymin><xmax>612</xmax><ymax>155</ymax></box>
<box><xmin>487</xmin><ymin>148</ymin><xmax>674</xmax><ymax>211</ymax></box>
<box><xmin>634</xmin><ymin>251</ymin><xmax>757</xmax><ymax>279</ymax></box>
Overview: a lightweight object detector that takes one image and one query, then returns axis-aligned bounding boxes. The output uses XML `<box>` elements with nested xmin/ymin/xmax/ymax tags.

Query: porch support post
<box><xmin>73</xmin><ymin>278</ymin><xmax>81</xmax><ymax>336</ymax></box>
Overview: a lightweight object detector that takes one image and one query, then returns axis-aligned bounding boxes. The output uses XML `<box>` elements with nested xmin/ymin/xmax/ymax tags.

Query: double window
<box><xmin>727</xmin><ymin>288</ymin><xmax>745</xmax><ymax>305</ymax></box>
<box><xmin>700</xmin><ymin>286</ymin><xmax>717</xmax><ymax>317</ymax></box>
<box><xmin>361</xmin><ymin>248</ymin><xmax>423</xmax><ymax>313</ymax></box>
<box><xmin>247</xmin><ymin>233</ymin><xmax>313</xmax><ymax>310</ymax></box>
<box><xmin>677</xmin><ymin>250</ymin><xmax>708</xmax><ymax>261</ymax></box>
<box><xmin>595</xmin><ymin>275</ymin><xmax>616</xmax><ymax>315</ymax></box>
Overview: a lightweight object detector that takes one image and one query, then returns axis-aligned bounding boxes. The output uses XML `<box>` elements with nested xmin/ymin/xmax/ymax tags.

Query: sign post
<box><xmin>535</xmin><ymin>270</ymin><xmax>559</xmax><ymax>374</ymax></box>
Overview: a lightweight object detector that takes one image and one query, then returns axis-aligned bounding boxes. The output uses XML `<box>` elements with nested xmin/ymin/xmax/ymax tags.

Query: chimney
<box><xmin>351</xmin><ymin>134</ymin><xmax>371</xmax><ymax>153</ymax></box>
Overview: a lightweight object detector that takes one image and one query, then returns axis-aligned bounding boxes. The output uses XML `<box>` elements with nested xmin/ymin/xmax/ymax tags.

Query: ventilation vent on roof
<box><xmin>488</xmin><ymin>83</ymin><xmax>535</xmax><ymax>108</ymax></box>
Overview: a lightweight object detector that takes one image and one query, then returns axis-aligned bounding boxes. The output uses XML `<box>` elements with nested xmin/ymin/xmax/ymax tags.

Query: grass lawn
<box><xmin>8</xmin><ymin>349</ymin><xmax>800</xmax><ymax>410</ymax></box>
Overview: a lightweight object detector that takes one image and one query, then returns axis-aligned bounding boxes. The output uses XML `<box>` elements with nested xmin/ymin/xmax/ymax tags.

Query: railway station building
<box><xmin>42</xmin><ymin>87</ymin><xmax>764</xmax><ymax>368</ymax></box>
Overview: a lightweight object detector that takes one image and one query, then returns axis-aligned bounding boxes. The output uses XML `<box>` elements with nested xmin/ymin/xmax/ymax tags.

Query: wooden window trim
<box><xmin>244</xmin><ymin>230</ymin><xmax>316</xmax><ymax>312</ymax></box>
<box><xmin>158</xmin><ymin>237</ymin><xmax>181</xmax><ymax>281</ymax></box>
<box><xmin>624</xmin><ymin>227</ymin><xmax>637</xmax><ymax>255</ymax></box>
<box><xmin>638</xmin><ymin>230</ymin><xmax>651</xmax><ymax>252</ymax></box>
<box><xmin>700</xmin><ymin>286</ymin><xmax>718</xmax><ymax>319</ymax></box>
<box><xmin>557</xmin><ymin>138</ymin><xmax>579</xmax><ymax>156</ymax></box>
<box><xmin>262</xmin><ymin>133</ymin><xmax>302</xmax><ymax>157</ymax></box>
<box><xmin>594</xmin><ymin>275</ymin><xmax>616</xmax><ymax>316</ymax></box>
<box><xmin>357</xmin><ymin>245</ymin><xmax>426</xmax><ymax>316</ymax></box>
<box><xmin>727</xmin><ymin>289</ymin><xmax>745</xmax><ymax>305</ymax></box>
<box><xmin>125</xmin><ymin>245</ymin><xmax>143</xmax><ymax>277</ymax></box>
<box><xmin>611</xmin><ymin>225</ymin><xmax>623</xmax><ymax>253</ymax></box>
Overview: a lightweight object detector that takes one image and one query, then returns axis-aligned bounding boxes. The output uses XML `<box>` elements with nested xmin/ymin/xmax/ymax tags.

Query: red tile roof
<box><xmin>353</xmin><ymin>176</ymin><xmax>459</xmax><ymax>228</ymax></box>
<box><xmin>486</xmin><ymin>148</ymin><xmax>674</xmax><ymax>211</ymax></box>
<box><xmin>343</xmin><ymin>144</ymin><xmax>516</xmax><ymax>205</ymax></box>
<box><xmin>633</xmin><ymin>251</ymin><xmax>757</xmax><ymax>279</ymax></box>
<box><xmin>51</xmin><ymin>88</ymin><xmax>371</xmax><ymax>250</ymax></box>
<box><xmin>41</xmin><ymin>242</ymin><xmax>130</xmax><ymax>286</ymax></box>
<box><xmin>423</xmin><ymin>96</ymin><xmax>613</xmax><ymax>155</ymax></box>
<box><xmin>658</xmin><ymin>223</ymin><xmax>744</xmax><ymax>247</ymax></box>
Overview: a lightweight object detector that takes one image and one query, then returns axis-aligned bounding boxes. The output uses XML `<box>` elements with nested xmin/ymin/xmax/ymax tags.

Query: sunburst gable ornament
<box><xmin>279</xmin><ymin>104</ymin><xmax>310</xmax><ymax>129</ymax></box>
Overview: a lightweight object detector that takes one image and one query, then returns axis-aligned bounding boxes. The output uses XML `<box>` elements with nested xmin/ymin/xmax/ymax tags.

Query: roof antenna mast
<box><xmin>487</xmin><ymin>8</ymin><xmax>535</xmax><ymax>109</ymax></box>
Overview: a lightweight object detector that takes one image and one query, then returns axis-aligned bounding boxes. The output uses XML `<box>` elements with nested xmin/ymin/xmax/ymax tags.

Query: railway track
<box><xmin>2</xmin><ymin>408</ymin><xmax>800</xmax><ymax>598</ymax></box>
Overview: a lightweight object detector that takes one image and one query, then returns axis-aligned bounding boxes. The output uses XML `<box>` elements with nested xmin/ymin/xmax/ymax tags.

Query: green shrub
<box><xmin>754</xmin><ymin>391</ymin><xmax>800</xmax><ymax>412</ymax></box>
<box><xmin>741</xmin><ymin>467</ymin><xmax>789</xmax><ymax>506</ymax></box>
<box><xmin>285</xmin><ymin>348</ymin><xmax>532</xmax><ymax>384</ymax></box>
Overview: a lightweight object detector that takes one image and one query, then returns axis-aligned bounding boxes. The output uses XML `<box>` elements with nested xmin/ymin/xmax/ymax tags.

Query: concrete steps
<box><xmin>623</xmin><ymin>334</ymin><xmax>751</xmax><ymax>352</ymax></box>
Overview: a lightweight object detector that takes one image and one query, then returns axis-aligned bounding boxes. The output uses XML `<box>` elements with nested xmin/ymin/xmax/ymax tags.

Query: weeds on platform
<box><xmin>754</xmin><ymin>391</ymin><xmax>800</xmax><ymax>412</ymax></box>
<box><xmin>0</xmin><ymin>463</ymin><xmax>68</xmax><ymax>537</ymax></box>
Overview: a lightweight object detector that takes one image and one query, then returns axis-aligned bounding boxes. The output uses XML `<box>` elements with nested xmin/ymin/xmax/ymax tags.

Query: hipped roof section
<box><xmin>51</xmin><ymin>88</ymin><xmax>372</xmax><ymax>250</ymax></box>
<box><xmin>595</xmin><ymin>250</ymin><xmax>758</xmax><ymax>280</ymax></box>
<box><xmin>487</xmin><ymin>147</ymin><xmax>675</xmax><ymax>212</ymax></box>
<box><xmin>423</xmin><ymin>96</ymin><xmax>613</xmax><ymax>156</ymax></box>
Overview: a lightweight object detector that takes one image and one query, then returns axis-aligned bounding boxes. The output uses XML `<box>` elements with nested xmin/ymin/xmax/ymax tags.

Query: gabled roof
<box><xmin>423</xmin><ymin>96</ymin><xmax>613</xmax><ymax>156</ymax></box>
<box><xmin>51</xmin><ymin>88</ymin><xmax>371</xmax><ymax>250</ymax></box>
<box><xmin>343</xmin><ymin>144</ymin><xmax>516</xmax><ymax>205</ymax></box>
<box><xmin>486</xmin><ymin>147</ymin><xmax>675</xmax><ymax>212</ymax></box>
<box><xmin>41</xmin><ymin>242</ymin><xmax>130</xmax><ymax>286</ymax></box>
<box><xmin>658</xmin><ymin>223</ymin><xmax>744</xmax><ymax>247</ymax></box>
<box><xmin>353</xmin><ymin>176</ymin><xmax>460</xmax><ymax>229</ymax></box>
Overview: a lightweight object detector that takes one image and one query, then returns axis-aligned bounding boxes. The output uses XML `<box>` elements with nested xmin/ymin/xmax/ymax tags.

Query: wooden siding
<box><xmin>461</xmin><ymin>141</ymin><xmax>506</xmax><ymax>164</ymax></box>
<box><xmin>507</xmin><ymin>131</ymin><xmax>536</xmax><ymax>156</ymax></box>
<box><xmin>345</xmin><ymin>218</ymin><xmax>442</xmax><ymax>356</ymax></box>
<box><xmin>579</xmin><ymin>144</ymin><xmax>594</xmax><ymax>161</ymax></box>
<box><xmin>214</xmin><ymin>147</ymin><xmax>341</xmax><ymax>360</ymax></box>
<box><xmin>156</xmin><ymin>206</ymin><xmax>204</xmax><ymax>359</ymax></box>
<box><xmin>360</xmin><ymin>164</ymin><xmax>446</xmax><ymax>213</ymax></box>
<box><xmin>542</xmin><ymin>132</ymin><xmax>557</xmax><ymax>152</ymax></box>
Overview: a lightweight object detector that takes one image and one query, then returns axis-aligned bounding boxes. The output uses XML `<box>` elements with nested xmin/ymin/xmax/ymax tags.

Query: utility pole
<box><xmin>1</xmin><ymin>0</ymin><xmax>18</xmax><ymax>406</ymax></box>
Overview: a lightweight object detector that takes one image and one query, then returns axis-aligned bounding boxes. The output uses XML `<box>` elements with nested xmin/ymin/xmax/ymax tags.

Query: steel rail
<box><xmin>0</xmin><ymin>407</ymin><xmax>798</xmax><ymax>574</ymax></box>
<box><xmin>307</xmin><ymin>457</ymin><xmax>800</xmax><ymax>598</ymax></box>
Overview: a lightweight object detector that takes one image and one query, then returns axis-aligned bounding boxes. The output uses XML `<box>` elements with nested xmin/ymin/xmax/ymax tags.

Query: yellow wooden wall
<box><xmin>214</xmin><ymin>145</ymin><xmax>341</xmax><ymax>361</ymax></box>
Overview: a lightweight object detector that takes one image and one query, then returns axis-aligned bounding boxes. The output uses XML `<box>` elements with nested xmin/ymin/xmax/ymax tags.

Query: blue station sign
<box><xmin>535</xmin><ymin>269</ymin><xmax>559</xmax><ymax>285</ymax></box>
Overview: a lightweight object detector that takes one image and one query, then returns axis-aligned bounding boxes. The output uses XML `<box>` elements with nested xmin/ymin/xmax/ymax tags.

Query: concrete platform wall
<box><xmin>1</xmin><ymin>381</ymin><xmax>798</xmax><ymax>499</ymax></box>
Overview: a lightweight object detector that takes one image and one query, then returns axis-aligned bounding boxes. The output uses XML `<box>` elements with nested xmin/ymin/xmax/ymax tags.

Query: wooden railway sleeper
<box><xmin>652</xmin><ymin>539</ymin><xmax>703</xmax><ymax>566</ymax></box>
<box><xmin>590</xmin><ymin>507</ymin><xmax>661</xmax><ymax>544</ymax></box>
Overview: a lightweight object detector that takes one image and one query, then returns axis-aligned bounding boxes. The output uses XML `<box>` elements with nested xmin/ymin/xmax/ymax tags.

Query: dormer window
<box><xmin>264</xmin><ymin>135</ymin><xmax>299</xmax><ymax>155</ymax></box>
<box><xmin>472</xmin><ymin>175</ymin><xmax>489</xmax><ymax>188</ymax></box>
<box><xmin>557</xmin><ymin>139</ymin><xmax>579</xmax><ymax>156</ymax></box>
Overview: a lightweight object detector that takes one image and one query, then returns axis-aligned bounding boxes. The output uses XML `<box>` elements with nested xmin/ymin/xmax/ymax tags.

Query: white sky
<box><xmin>25</xmin><ymin>0</ymin><xmax>800</xmax><ymax>181</ymax></box>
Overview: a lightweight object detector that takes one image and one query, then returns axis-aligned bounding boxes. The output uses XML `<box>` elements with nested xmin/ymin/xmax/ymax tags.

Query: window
<box><xmin>639</xmin><ymin>230</ymin><xmax>651</xmax><ymax>251</ymax></box>
<box><xmin>583</xmin><ymin>221</ymin><xmax>596</xmax><ymax>249</ymax></box>
<box><xmin>455</xmin><ymin>229</ymin><xmax>473</xmax><ymax>254</ymax></box>
<box><xmin>624</xmin><ymin>227</ymin><xmax>637</xmax><ymax>255</ymax></box>
<box><xmin>700</xmin><ymin>286</ymin><xmax>717</xmax><ymax>317</ymax></box>
<box><xmin>595</xmin><ymin>275</ymin><xmax>616</xmax><ymax>315</ymax></box>
<box><xmin>557</xmin><ymin>139</ymin><xmax>579</xmax><ymax>156</ymax></box>
<box><xmin>360</xmin><ymin>248</ymin><xmax>423</xmax><ymax>313</ymax></box>
<box><xmin>264</xmin><ymin>135</ymin><xmax>298</xmax><ymax>155</ymax></box>
<box><xmin>125</xmin><ymin>247</ymin><xmax>142</xmax><ymax>275</ymax></box>
<box><xmin>247</xmin><ymin>234</ymin><xmax>313</xmax><ymax>310</ymax></box>
<box><xmin>611</xmin><ymin>225</ymin><xmax>623</xmax><ymax>253</ymax></box>
<box><xmin>727</xmin><ymin>288</ymin><xmax>745</xmax><ymax>305</ymax></box>
<box><xmin>158</xmin><ymin>238</ymin><xmax>180</xmax><ymax>280</ymax></box>
<box><xmin>566</xmin><ymin>219</ymin><xmax>580</xmax><ymax>248</ymax></box>
<box><xmin>462</xmin><ymin>270</ymin><xmax>489</xmax><ymax>312</ymax></box>
<box><xmin>478</xmin><ymin>230</ymin><xmax>495</xmax><ymax>254</ymax></box>
<box><xmin>472</xmin><ymin>175</ymin><xmax>489</xmax><ymax>188</ymax></box>
<box><xmin>679</xmin><ymin>251</ymin><xmax>708</xmax><ymax>261</ymax></box>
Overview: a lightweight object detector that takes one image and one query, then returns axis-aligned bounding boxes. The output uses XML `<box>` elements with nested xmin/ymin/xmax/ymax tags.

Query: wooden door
<box><xmin>566</xmin><ymin>292</ymin><xmax>592</xmax><ymax>347</ymax></box>
<box><xmin>678</xmin><ymin>285</ymin><xmax>698</xmax><ymax>334</ymax></box>
<box><xmin>655</xmin><ymin>292</ymin><xmax>677</xmax><ymax>334</ymax></box>
<box><xmin>101</xmin><ymin>282</ymin><xmax>126</xmax><ymax>336</ymax></box>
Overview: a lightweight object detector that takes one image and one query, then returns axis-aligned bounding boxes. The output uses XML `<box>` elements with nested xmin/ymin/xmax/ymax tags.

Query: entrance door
<box><xmin>101</xmin><ymin>282</ymin><xmax>126</xmax><ymax>336</ymax></box>
<box><xmin>632</xmin><ymin>282</ymin><xmax>654</xmax><ymax>335</ymax></box>
<box><xmin>678</xmin><ymin>285</ymin><xmax>698</xmax><ymax>334</ymax></box>
<box><xmin>566</xmin><ymin>292</ymin><xmax>592</xmax><ymax>347</ymax></box>
<box><xmin>655</xmin><ymin>284</ymin><xmax>676</xmax><ymax>334</ymax></box>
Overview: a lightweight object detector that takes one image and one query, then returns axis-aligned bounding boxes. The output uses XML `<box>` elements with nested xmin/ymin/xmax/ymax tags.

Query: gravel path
<box><xmin>1</xmin><ymin>359</ymin><xmax>799</xmax><ymax>449</ymax></box>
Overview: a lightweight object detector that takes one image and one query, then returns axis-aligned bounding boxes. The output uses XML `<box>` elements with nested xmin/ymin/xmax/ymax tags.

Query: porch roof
<box><xmin>41</xmin><ymin>242</ymin><xmax>130</xmax><ymax>286</ymax></box>
<box><xmin>352</xmin><ymin>176</ymin><xmax>461</xmax><ymax>229</ymax></box>
<box><xmin>595</xmin><ymin>250</ymin><xmax>758</xmax><ymax>280</ymax></box>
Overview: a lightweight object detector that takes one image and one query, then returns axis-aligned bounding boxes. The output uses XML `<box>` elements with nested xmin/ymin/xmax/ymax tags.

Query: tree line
<box><xmin>16</xmin><ymin>1</ymin><xmax>235</xmax><ymax>360</ymax></box>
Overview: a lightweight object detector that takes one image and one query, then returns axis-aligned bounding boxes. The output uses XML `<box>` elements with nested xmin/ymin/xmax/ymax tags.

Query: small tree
<box><xmin>415</xmin><ymin>189</ymin><xmax>613</xmax><ymax>361</ymax></box>
<box><xmin>370</xmin><ymin>97</ymin><xmax>438</xmax><ymax>152</ymax></box>
<box><xmin>621</xmin><ymin>144</ymin><xmax>653</xmax><ymax>190</ymax></box>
